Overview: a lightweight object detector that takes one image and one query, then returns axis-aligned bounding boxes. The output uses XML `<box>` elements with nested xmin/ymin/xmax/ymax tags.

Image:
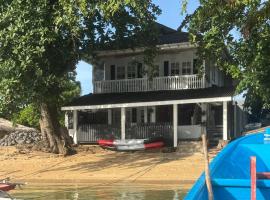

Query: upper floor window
<box><xmin>127</xmin><ymin>65</ymin><xmax>136</xmax><ymax>79</ymax></box>
<box><xmin>171</xmin><ymin>62</ymin><xmax>180</xmax><ymax>76</ymax></box>
<box><xmin>117</xmin><ymin>66</ymin><xmax>125</xmax><ymax>79</ymax></box>
<box><xmin>182</xmin><ymin>61</ymin><xmax>192</xmax><ymax>75</ymax></box>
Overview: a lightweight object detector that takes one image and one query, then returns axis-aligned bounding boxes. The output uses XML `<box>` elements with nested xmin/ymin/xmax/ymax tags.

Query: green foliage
<box><xmin>181</xmin><ymin>0</ymin><xmax>270</xmax><ymax>106</ymax></box>
<box><xmin>0</xmin><ymin>0</ymin><xmax>160</xmax><ymax>120</ymax></box>
<box><xmin>12</xmin><ymin>74</ymin><xmax>81</xmax><ymax>129</ymax></box>
<box><xmin>13</xmin><ymin>104</ymin><xmax>40</xmax><ymax>129</ymax></box>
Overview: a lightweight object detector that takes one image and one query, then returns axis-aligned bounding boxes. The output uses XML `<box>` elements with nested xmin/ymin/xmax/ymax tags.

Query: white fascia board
<box><xmin>61</xmin><ymin>96</ymin><xmax>232</xmax><ymax>111</ymax></box>
<box><xmin>95</xmin><ymin>42</ymin><xmax>196</xmax><ymax>58</ymax></box>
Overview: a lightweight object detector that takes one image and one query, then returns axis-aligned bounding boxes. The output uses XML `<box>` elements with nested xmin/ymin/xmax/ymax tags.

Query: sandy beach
<box><xmin>0</xmin><ymin>146</ymin><xmax>219</xmax><ymax>190</ymax></box>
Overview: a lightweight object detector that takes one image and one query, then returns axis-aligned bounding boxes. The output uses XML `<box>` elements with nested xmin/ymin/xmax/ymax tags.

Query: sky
<box><xmin>76</xmin><ymin>0</ymin><xmax>199</xmax><ymax>95</ymax></box>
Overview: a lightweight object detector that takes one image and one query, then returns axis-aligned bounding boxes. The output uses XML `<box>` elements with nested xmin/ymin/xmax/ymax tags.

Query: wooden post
<box><xmin>223</xmin><ymin>101</ymin><xmax>228</xmax><ymax>141</ymax></box>
<box><xmin>121</xmin><ymin>107</ymin><xmax>126</xmax><ymax>140</ymax></box>
<box><xmin>108</xmin><ymin>109</ymin><xmax>112</xmax><ymax>125</ymax></box>
<box><xmin>151</xmin><ymin>106</ymin><xmax>156</xmax><ymax>123</ymax></box>
<box><xmin>173</xmin><ymin>104</ymin><xmax>178</xmax><ymax>148</ymax></box>
<box><xmin>144</xmin><ymin>107</ymin><xmax>148</xmax><ymax>123</ymax></box>
<box><xmin>64</xmin><ymin>112</ymin><xmax>69</xmax><ymax>128</ymax></box>
<box><xmin>73</xmin><ymin>110</ymin><xmax>78</xmax><ymax>144</ymax></box>
<box><xmin>202</xmin><ymin>132</ymin><xmax>214</xmax><ymax>200</ymax></box>
<box><xmin>251</xmin><ymin>156</ymin><xmax>256</xmax><ymax>200</ymax></box>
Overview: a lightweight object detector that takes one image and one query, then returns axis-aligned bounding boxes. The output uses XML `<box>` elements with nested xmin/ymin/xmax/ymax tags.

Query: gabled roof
<box><xmin>158</xmin><ymin>31</ymin><xmax>189</xmax><ymax>45</ymax></box>
<box><xmin>62</xmin><ymin>87</ymin><xmax>235</xmax><ymax>110</ymax></box>
<box><xmin>95</xmin><ymin>22</ymin><xmax>190</xmax><ymax>53</ymax></box>
<box><xmin>153</xmin><ymin>22</ymin><xmax>190</xmax><ymax>45</ymax></box>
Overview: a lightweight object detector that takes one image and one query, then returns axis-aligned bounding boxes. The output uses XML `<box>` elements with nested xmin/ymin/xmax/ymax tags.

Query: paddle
<box><xmin>202</xmin><ymin>131</ymin><xmax>214</xmax><ymax>200</ymax></box>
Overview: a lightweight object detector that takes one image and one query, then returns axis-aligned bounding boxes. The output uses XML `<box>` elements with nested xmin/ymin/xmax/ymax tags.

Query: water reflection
<box><xmin>11</xmin><ymin>184</ymin><xmax>187</xmax><ymax>200</ymax></box>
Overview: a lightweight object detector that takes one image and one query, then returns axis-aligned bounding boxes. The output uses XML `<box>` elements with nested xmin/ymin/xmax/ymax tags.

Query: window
<box><xmin>127</xmin><ymin>65</ymin><xmax>136</xmax><ymax>79</ymax></box>
<box><xmin>171</xmin><ymin>62</ymin><xmax>180</xmax><ymax>76</ymax></box>
<box><xmin>182</xmin><ymin>61</ymin><xmax>192</xmax><ymax>75</ymax></box>
<box><xmin>117</xmin><ymin>66</ymin><xmax>125</xmax><ymax>79</ymax></box>
<box><xmin>137</xmin><ymin>63</ymin><xmax>143</xmax><ymax>78</ymax></box>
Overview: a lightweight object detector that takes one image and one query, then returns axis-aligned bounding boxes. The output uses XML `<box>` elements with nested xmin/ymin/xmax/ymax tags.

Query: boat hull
<box><xmin>0</xmin><ymin>184</ymin><xmax>15</xmax><ymax>192</ymax></box>
<box><xmin>184</xmin><ymin>132</ymin><xmax>270</xmax><ymax>200</ymax></box>
<box><xmin>98</xmin><ymin>138</ymin><xmax>164</xmax><ymax>151</ymax></box>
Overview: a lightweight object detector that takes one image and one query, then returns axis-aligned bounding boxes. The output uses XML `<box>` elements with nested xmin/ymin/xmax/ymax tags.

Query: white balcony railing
<box><xmin>93</xmin><ymin>74</ymin><xmax>206</xmax><ymax>94</ymax></box>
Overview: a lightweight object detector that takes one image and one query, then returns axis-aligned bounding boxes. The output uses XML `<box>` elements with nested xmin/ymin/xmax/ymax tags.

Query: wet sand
<box><xmin>0</xmin><ymin>146</ymin><xmax>217</xmax><ymax>189</ymax></box>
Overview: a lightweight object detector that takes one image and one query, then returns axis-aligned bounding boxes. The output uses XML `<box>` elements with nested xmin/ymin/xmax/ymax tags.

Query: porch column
<box><xmin>173</xmin><ymin>104</ymin><xmax>178</xmax><ymax>147</ymax></box>
<box><xmin>121</xmin><ymin>107</ymin><xmax>126</xmax><ymax>140</ymax></box>
<box><xmin>223</xmin><ymin>101</ymin><xmax>228</xmax><ymax>141</ymax></box>
<box><xmin>144</xmin><ymin>107</ymin><xmax>148</xmax><ymax>123</ymax></box>
<box><xmin>151</xmin><ymin>106</ymin><xmax>156</xmax><ymax>123</ymax></box>
<box><xmin>108</xmin><ymin>109</ymin><xmax>112</xmax><ymax>125</ymax></box>
<box><xmin>73</xmin><ymin>110</ymin><xmax>78</xmax><ymax>144</ymax></box>
<box><xmin>233</xmin><ymin>102</ymin><xmax>237</xmax><ymax>137</ymax></box>
<box><xmin>64</xmin><ymin>112</ymin><xmax>68</xmax><ymax>128</ymax></box>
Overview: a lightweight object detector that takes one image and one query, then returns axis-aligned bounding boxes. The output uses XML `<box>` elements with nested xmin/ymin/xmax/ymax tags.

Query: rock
<box><xmin>0</xmin><ymin>130</ymin><xmax>42</xmax><ymax>146</ymax></box>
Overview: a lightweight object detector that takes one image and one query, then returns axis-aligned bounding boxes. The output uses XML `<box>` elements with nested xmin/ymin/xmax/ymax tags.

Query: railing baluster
<box><xmin>93</xmin><ymin>74</ymin><xmax>206</xmax><ymax>93</ymax></box>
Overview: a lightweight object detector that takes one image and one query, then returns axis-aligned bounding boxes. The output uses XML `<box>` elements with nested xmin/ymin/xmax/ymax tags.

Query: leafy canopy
<box><xmin>181</xmin><ymin>0</ymin><xmax>270</xmax><ymax>106</ymax></box>
<box><xmin>0</xmin><ymin>0</ymin><xmax>160</xmax><ymax>114</ymax></box>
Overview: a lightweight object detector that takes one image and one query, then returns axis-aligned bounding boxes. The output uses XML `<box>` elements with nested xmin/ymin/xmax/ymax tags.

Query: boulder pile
<box><xmin>0</xmin><ymin>130</ymin><xmax>42</xmax><ymax>146</ymax></box>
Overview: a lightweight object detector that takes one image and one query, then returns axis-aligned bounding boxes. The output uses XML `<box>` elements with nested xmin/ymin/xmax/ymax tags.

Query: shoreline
<box><xmin>0</xmin><ymin>146</ymin><xmax>210</xmax><ymax>190</ymax></box>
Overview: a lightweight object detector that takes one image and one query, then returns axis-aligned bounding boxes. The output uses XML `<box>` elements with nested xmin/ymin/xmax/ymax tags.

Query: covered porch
<box><xmin>62</xmin><ymin>87</ymin><xmax>235</xmax><ymax>147</ymax></box>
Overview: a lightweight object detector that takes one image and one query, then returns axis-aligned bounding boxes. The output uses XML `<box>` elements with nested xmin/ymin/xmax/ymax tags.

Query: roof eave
<box><xmin>95</xmin><ymin>42</ymin><xmax>197</xmax><ymax>58</ymax></box>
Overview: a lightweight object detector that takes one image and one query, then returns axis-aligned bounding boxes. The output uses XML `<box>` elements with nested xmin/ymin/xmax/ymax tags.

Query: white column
<box><xmin>223</xmin><ymin>101</ymin><xmax>228</xmax><ymax>141</ymax></box>
<box><xmin>108</xmin><ymin>109</ymin><xmax>112</xmax><ymax>125</ymax></box>
<box><xmin>64</xmin><ymin>112</ymin><xmax>68</xmax><ymax>128</ymax></box>
<box><xmin>73</xmin><ymin>110</ymin><xmax>78</xmax><ymax>144</ymax></box>
<box><xmin>121</xmin><ymin>107</ymin><xmax>126</xmax><ymax>140</ymax></box>
<box><xmin>233</xmin><ymin>102</ymin><xmax>237</xmax><ymax>137</ymax></box>
<box><xmin>151</xmin><ymin>106</ymin><xmax>156</xmax><ymax>123</ymax></box>
<box><xmin>203</xmin><ymin>60</ymin><xmax>206</xmax><ymax>87</ymax></box>
<box><xmin>144</xmin><ymin>107</ymin><xmax>148</xmax><ymax>123</ymax></box>
<box><xmin>173</xmin><ymin>104</ymin><xmax>178</xmax><ymax>147</ymax></box>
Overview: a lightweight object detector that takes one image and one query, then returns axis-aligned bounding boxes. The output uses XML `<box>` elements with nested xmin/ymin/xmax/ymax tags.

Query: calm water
<box><xmin>11</xmin><ymin>184</ymin><xmax>188</xmax><ymax>200</ymax></box>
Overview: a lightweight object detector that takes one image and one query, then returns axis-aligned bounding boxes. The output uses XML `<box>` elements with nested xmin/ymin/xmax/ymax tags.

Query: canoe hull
<box><xmin>98</xmin><ymin>138</ymin><xmax>164</xmax><ymax>151</ymax></box>
<box><xmin>0</xmin><ymin>184</ymin><xmax>15</xmax><ymax>192</ymax></box>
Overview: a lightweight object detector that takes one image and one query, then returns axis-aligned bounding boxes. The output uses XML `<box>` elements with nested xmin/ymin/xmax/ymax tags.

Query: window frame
<box><xmin>127</xmin><ymin>64</ymin><xmax>136</xmax><ymax>79</ymax></box>
<box><xmin>116</xmin><ymin>65</ymin><xmax>126</xmax><ymax>80</ymax></box>
<box><xmin>182</xmin><ymin>61</ymin><xmax>192</xmax><ymax>75</ymax></box>
<box><xmin>170</xmin><ymin>62</ymin><xmax>180</xmax><ymax>76</ymax></box>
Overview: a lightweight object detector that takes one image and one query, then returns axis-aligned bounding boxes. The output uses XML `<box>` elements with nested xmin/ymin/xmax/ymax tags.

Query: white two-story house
<box><xmin>62</xmin><ymin>23</ymin><xmax>247</xmax><ymax>147</ymax></box>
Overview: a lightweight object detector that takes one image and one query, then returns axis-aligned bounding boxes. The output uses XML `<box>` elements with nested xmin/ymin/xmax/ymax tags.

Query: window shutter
<box><xmin>110</xmin><ymin>65</ymin><xmax>116</xmax><ymax>80</ymax></box>
<box><xmin>137</xmin><ymin>63</ymin><xmax>143</xmax><ymax>78</ymax></box>
<box><xmin>164</xmin><ymin>61</ymin><xmax>169</xmax><ymax>76</ymax></box>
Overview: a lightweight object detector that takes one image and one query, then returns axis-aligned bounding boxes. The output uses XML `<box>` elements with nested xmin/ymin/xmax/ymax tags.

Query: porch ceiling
<box><xmin>62</xmin><ymin>86</ymin><xmax>235</xmax><ymax>111</ymax></box>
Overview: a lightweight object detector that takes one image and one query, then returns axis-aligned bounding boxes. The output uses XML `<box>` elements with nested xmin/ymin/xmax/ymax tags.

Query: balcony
<box><xmin>93</xmin><ymin>74</ymin><xmax>206</xmax><ymax>94</ymax></box>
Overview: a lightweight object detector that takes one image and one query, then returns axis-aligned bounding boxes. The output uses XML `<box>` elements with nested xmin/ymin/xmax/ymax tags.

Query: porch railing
<box><xmin>77</xmin><ymin>123</ymin><xmax>172</xmax><ymax>143</ymax></box>
<box><xmin>93</xmin><ymin>74</ymin><xmax>205</xmax><ymax>94</ymax></box>
<box><xmin>78</xmin><ymin>124</ymin><xmax>120</xmax><ymax>143</ymax></box>
<box><xmin>126</xmin><ymin>123</ymin><xmax>173</xmax><ymax>140</ymax></box>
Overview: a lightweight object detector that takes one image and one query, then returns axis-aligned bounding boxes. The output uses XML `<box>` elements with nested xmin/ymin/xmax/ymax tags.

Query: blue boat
<box><xmin>184</xmin><ymin>128</ymin><xmax>270</xmax><ymax>200</ymax></box>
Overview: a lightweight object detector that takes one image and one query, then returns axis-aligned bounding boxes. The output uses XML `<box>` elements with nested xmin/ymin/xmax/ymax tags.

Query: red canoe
<box><xmin>98</xmin><ymin>138</ymin><xmax>165</xmax><ymax>151</ymax></box>
<box><xmin>0</xmin><ymin>183</ymin><xmax>16</xmax><ymax>191</ymax></box>
<box><xmin>144</xmin><ymin>141</ymin><xmax>164</xmax><ymax>149</ymax></box>
<box><xmin>98</xmin><ymin>139</ymin><xmax>114</xmax><ymax>146</ymax></box>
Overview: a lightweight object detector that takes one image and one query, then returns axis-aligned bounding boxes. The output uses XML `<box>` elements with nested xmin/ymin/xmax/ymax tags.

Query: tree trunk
<box><xmin>39</xmin><ymin>102</ymin><xmax>74</xmax><ymax>155</ymax></box>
